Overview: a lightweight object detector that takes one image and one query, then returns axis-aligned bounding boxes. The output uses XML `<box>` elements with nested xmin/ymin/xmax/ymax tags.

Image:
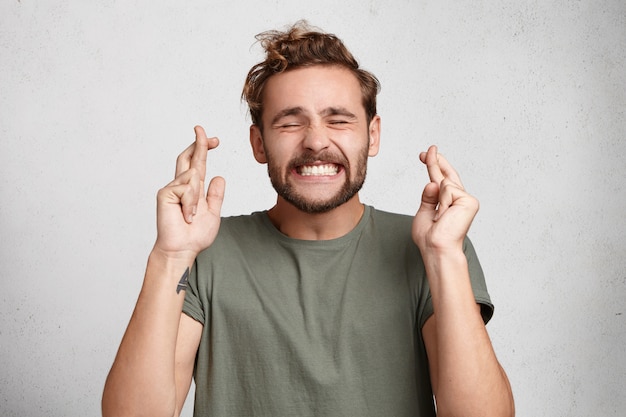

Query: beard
<box><xmin>266</xmin><ymin>145</ymin><xmax>369</xmax><ymax>214</ymax></box>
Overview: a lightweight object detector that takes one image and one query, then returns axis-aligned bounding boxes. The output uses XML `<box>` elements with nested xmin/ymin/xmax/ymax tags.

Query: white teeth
<box><xmin>299</xmin><ymin>164</ymin><xmax>338</xmax><ymax>176</ymax></box>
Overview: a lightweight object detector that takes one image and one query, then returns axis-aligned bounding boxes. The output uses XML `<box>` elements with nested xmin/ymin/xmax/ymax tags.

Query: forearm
<box><xmin>425</xmin><ymin>250</ymin><xmax>514</xmax><ymax>417</ymax></box>
<box><xmin>102</xmin><ymin>250</ymin><xmax>194</xmax><ymax>417</ymax></box>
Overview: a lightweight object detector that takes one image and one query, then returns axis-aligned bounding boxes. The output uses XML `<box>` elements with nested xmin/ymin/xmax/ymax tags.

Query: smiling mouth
<box><xmin>297</xmin><ymin>163</ymin><xmax>340</xmax><ymax>176</ymax></box>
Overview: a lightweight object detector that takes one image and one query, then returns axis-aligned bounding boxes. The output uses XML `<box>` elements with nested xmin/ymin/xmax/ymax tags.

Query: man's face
<box><xmin>250</xmin><ymin>66</ymin><xmax>380</xmax><ymax>214</ymax></box>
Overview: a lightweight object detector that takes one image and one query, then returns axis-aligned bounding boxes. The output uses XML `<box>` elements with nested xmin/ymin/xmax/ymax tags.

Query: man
<box><xmin>102</xmin><ymin>21</ymin><xmax>514</xmax><ymax>417</ymax></box>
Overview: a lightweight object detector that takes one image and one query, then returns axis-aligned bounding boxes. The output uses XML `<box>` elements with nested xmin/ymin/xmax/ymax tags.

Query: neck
<box><xmin>267</xmin><ymin>195</ymin><xmax>365</xmax><ymax>240</ymax></box>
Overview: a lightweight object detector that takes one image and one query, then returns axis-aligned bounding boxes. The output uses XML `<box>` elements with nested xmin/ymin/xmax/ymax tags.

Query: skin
<box><xmin>102</xmin><ymin>65</ymin><xmax>514</xmax><ymax>417</ymax></box>
<box><xmin>415</xmin><ymin>148</ymin><xmax>515</xmax><ymax>416</ymax></box>
<box><xmin>249</xmin><ymin>66</ymin><xmax>381</xmax><ymax>239</ymax></box>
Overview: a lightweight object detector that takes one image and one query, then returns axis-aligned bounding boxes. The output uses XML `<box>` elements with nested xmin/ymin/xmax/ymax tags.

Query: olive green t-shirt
<box><xmin>183</xmin><ymin>205</ymin><xmax>493</xmax><ymax>417</ymax></box>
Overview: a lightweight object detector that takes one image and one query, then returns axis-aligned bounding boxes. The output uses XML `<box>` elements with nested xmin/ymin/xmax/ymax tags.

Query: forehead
<box><xmin>261</xmin><ymin>66</ymin><xmax>365</xmax><ymax>120</ymax></box>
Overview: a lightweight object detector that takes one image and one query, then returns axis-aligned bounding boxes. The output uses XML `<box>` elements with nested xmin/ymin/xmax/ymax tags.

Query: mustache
<box><xmin>287</xmin><ymin>150</ymin><xmax>349</xmax><ymax>169</ymax></box>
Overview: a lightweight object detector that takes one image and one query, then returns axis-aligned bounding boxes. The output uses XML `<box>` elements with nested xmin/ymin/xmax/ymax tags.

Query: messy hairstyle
<box><xmin>242</xmin><ymin>20</ymin><xmax>380</xmax><ymax>129</ymax></box>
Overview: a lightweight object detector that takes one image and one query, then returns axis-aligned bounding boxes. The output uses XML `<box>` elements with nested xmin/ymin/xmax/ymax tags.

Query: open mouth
<box><xmin>297</xmin><ymin>163</ymin><xmax>340</xmax><ymax>176</ymax></box>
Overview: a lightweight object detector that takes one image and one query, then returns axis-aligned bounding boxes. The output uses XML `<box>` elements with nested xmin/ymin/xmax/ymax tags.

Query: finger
<box><xmin>420</xmin><ymin>145</ymin><xmax>465</xmax><ymax>189</ymax></box>
<box><xmin>434</xmin><ymin>153</ymin><xmax>464</xmax><ymax>189</ymax></box>
<box><xmin>421</xmin><ymin>145</ymin><xmax>445</xmax><ymax>185</ymax></box>
<box><xmin>164</xmin><ymin>169</ymin><xmax>201</xmax><ymax>223</ymax></box>
<box><xmin>190</xmin><ymin>126</ymin><xmax>219</xmax><ymax>181</ymax></box>
<box><xmin>175</xmin><ymin>142</ymin><xmax>196</xmax><ymax>177</ymax></box>
<box><xmin>417</xmin><ymin>181</ymin><xmax>440</xmax><ymax>219</ymax></box>
<box><xmin>167</xmin><ymin>167</ymin><xmax>195</xmax><ymax>187</ymax></box>
<box><xmin>189</xmin><ymin>126</ymin><xmax>209</xmax><ymax>177</ymax></box>
<box><xmin>205</xmin><ymin>176</ymin><xmax>226</xmax><ymax>217</ymax></box>
<box><xmin>180</xmin><ymin>169</ymin><xmax>201</xmax><ymax>223</ymax></box>
<box><xmin>435</xmin><ymin>178</ymin><xmax>458</xmax><ymax>221</ymax></box>
<box><xmin>435</xmin><ymin>178</ymin><xmax>477</xmax><ymax>222</ymax></box>
<box><xmin>174</xmin><ymin>126</ymin><xmax>219</xmax><ymax>178</ymax></box>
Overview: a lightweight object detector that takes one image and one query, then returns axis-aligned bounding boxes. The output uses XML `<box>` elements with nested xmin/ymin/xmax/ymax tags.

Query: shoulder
<box><xmin>196</xmin><ymin>211</ymin><xmax>272</xmax><ymax>259</ymax></box>
<box><xmin>219</xmin><ymin>211</ymin><xmax>268</xmax><ymax>235</ymax></box>
<box><xmin>360</xmin><ymin>207</ymin><xmax>420</xmax><ymax>262</ymax></box>
<box><xmin>369</xmin><ymin>207</ymin><xmax>413</xmax><ymax>227</ymax></box>
<box><xmin>366</xmin><ymin>207</ymin><xmax>414</xmax><ymax>240</ymax></box>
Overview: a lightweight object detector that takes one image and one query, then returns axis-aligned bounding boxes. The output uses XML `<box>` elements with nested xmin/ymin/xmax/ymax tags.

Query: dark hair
<box><xmin>242</xmin><ymin>20</ymin><xmax>380</xmax><ymax>129</ymax></box>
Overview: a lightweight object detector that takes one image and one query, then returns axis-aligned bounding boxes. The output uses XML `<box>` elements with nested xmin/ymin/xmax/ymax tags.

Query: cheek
<box><xmin>264</xmin><ymin>145</ymin><xmax>293</xmax><ymax>174</ymax></box>
<box><xmin>267</xmin><ymin>138</ymin><xmax>302</xmax><ymax>161</ymax></box>
<box><xmin>342</xmin><ymin>136</ymin><xmax>370</xmax><ymax>159</ymax></box>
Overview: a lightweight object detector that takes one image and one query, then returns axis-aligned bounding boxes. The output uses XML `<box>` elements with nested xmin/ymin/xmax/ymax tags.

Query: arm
<box><xmin>173</xmin><ymin>314</ymin><xmax>203</xmax><ymax>416</ymax></box>
<box><xmin>413</xmin><ymin>146</ymin><xmax>514</xmax><ymax>417</ymax></box>
<box><xmin>102</xmin><ymin>126</ymin><xmax>225</xmax><ymax>417</ymax></box>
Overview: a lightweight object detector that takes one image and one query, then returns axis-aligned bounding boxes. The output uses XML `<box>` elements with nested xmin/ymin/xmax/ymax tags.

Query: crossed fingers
<box><xmin>176</xmin><ymin>126</ymin><xmax>218</xmax><ymax>176</ymax></box>
<box><xmin>419</xmin><ymin>145</ymin><xmax>464</xmax><ymax>189</ymax></box>
<box><xmin>171</xmin><ymin>126</ymin><xmax>219</xmax><ymax>223</ymax></box>
<box><xmin>419</xmin><ymin>145</ymin><xmax>476</xmax><ymax>222</ymax></box>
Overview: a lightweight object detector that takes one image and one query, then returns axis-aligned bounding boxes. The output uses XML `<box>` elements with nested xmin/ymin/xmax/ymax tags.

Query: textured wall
<box><xmin>1</xmin><ymin>1</ymin><xmax>624</xmax><ymax>416</ymax></box>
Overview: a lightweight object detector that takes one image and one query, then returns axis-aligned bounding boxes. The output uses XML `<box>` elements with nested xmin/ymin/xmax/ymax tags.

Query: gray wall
<box><xmin>1</xmin><ymin>1</ymin><xmax>624</xmax><ymax>416</ymax></box>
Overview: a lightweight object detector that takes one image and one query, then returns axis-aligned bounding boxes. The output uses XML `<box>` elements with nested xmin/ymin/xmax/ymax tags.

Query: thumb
<box><xmin>205</xmin><ymin>176</ymin><xmax>225</xmax><ymax>216</ymax></box>
<box><xmin>418</xmin><ymin>181</ymin><xmax>440</xmax><ymax>215</ymax></box>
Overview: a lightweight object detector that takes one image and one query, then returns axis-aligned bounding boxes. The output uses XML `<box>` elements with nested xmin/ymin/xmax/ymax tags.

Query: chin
<box><xmin>283</xmin><ymin>189</ymin><xmax>362</xmax><ymax>214</ymax></box>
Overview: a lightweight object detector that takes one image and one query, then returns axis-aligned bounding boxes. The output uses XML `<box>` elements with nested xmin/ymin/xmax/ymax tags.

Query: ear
<box><xmin>367</xmin><ymin>115</ymin><xmax>381</xmax><ymax>157</ymax></box>
<box><xmin>249</xmin><ymin>124</ymin><xmax>267</xmax><ymax>164</ymax></box>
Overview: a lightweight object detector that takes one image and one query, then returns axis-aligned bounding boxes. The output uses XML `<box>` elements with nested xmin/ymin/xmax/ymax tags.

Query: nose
<box><xmin>302</xmin><ymin>124</ymin><xmax>330</xmax><ymax>153</ymax></box>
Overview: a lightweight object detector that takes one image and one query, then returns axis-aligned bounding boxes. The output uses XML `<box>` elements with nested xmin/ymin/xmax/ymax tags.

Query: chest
<box><xmin>206</xmin><ymin>242</ymin><xmax>418</xmax><ymax>357</ymax></box>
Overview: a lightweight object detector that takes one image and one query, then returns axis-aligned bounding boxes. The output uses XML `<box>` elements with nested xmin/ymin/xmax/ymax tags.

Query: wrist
<box><xmin>148</xmin><ymin>246</ymin><xmax>197</xmax><ymax>272</ymax></box>
<box><xmin>419</xmin><ymin>241</ymin><xmax>465</xmax><ymax>261</ymax></box>
<box><xmin>150</xmin><ymin>242</ymin><xmax>198</xmax><ymax>261</ymax></box>
<box><xmin>421</xmin><ymin>247</ymin><xmax>468</xmax><ymax>282</ymax></box>
<box><xmin>144</xmin><ymin>249</ymin><xmax>196</xmax><ymax>296</ymax></box>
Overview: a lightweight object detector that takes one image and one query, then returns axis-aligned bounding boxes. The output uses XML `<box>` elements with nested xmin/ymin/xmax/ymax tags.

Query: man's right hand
<box><xmin>102</xmin><ymin>126</ymin><xmax>221</xmax><ymax>417</ymax></box>
<box><xmin>153</xmin><ymin>125</ymin><xmax>225</xmax><ymax>258</ymax></box>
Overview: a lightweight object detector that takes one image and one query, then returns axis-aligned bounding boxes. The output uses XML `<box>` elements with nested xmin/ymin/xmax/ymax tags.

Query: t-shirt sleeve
<box><xmin>463</xmin><ymin>237</ymin><xmax>494</xmax><ymax>324</ymax></box>
<box><xmin>418</xmin><ymin>236</ymin><xmax>494</xmax><ymax>329</ymax></box>
<box><xmin>182</xmin><ymin>259</ymin><xmax>205</xmax><ymax>325</ymax></box>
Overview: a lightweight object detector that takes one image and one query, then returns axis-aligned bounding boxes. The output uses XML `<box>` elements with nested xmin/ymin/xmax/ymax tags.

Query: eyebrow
<box><xmin>320</xmin><ymin>107</ymin><xmax>358</xmax><ymax>120</ymax></box>
<box><xmin>270</xmin><ymin>106</ymin><xmax>358</xmax><ymax>125</ymax></box>
<box><xmin>270</xmin><ymin>107</ymin><xmax>305</xmax><ymax>126</ymax></box>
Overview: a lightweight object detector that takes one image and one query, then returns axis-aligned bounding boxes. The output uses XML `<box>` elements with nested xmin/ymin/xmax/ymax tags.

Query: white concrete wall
<box><xmin>1</xmin><ymin>1</ymin><xmax>624</xmax><ymax>416</ymax></box>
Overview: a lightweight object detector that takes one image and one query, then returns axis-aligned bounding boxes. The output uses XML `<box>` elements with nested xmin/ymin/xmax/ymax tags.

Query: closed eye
<box><xmin>274</xmin><ymin>121</ymin><xmax>306</xmax><ymax>133</ymax></box>
<box><xmin>327</xmin><ymin>119</ymin><xmax>355</xmax><ymax>129</ymax></box>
